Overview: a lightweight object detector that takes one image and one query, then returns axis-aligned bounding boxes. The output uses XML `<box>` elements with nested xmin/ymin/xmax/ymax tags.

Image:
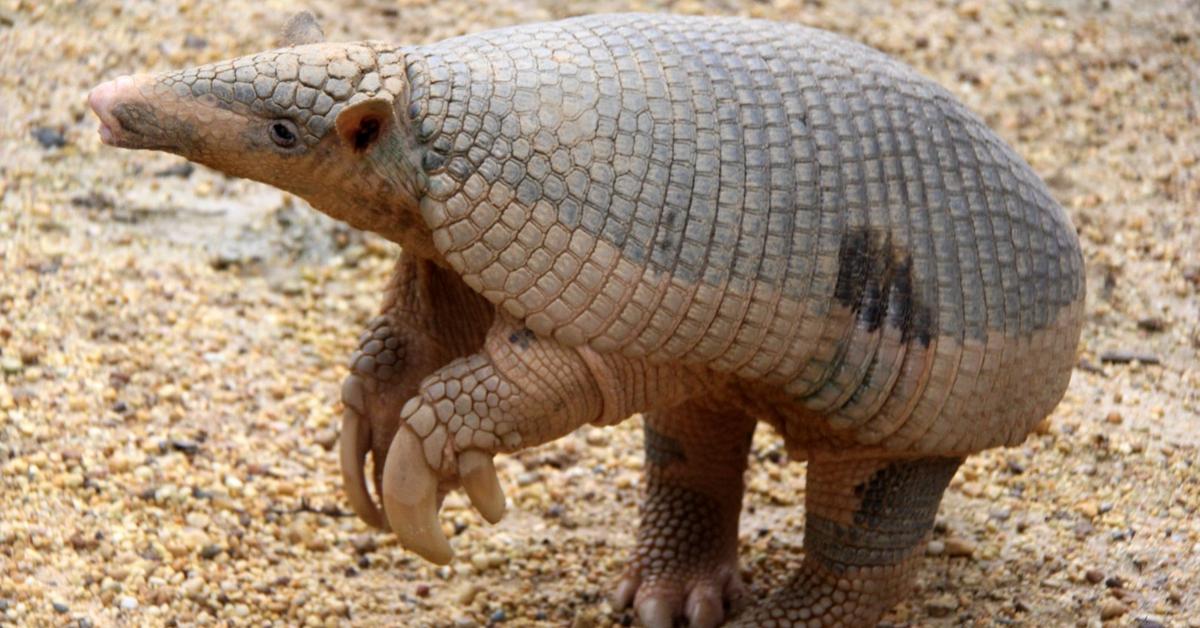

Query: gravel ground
<box><xmin>2</xmin><ymin>0</ymin><xmax>1198</xmax><ymax>626</ymax></box>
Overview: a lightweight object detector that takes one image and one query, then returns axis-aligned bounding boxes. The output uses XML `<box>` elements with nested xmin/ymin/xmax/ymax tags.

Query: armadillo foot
<box><xmin>374</xmin><ymin>313</ymin><xmax>614</xmax><ymax>563</ymax></box>
<box><xmin>612</xmin><ymin>401</ymin><xmax>755</xmax><ymax>628</ymax></box>
<box><xmin>729</xmin><ymin>455</ymin><xmax>964</xmax><ymax>627</ymax></box>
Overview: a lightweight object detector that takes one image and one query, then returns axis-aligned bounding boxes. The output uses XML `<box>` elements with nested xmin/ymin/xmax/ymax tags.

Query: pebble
<box><xmin>31</xmin><ymin>126</ymin><xmax>67</xmax><ymax>149</ymax></box>
<box><xmin>926</xmin><ymin>593</ymin><xmax>959</xmax><ymax>617</ymax></box>
<box><xmin>943</xmin><ymin>537</ymin><xmax>976</xmax><ymax>558</ymax></box>
<box><xmin>1100</xmin><ymin>599</ymin><xmax>1128</xmax><ymax>620</ymax></box>
<box><xmin>52</xmin><ymin>601</ymin><xmax>69</xmax><ymax>614</ymax></box>
<box><xmin>117</xmin><ymin>596</ymin><xmax>138</xmax><ymax>611</ymax></box>
<box><xmin>457</xmin><ymin>583</ymin><xmax>483</xmax><ymax>605</ymax></box>
<box><xmin>314</xmin><ymin>428</ymin><xmax>339</xmax><ymax>451</ymax></box>
<box><xmin>1085</xmin><ymin>569</ymin><xmax>1105</xmax><ymax>584</ymax></box>
<box><xmin>1</xmin><ymin>356</ymin><xmax>23</xmax><ymax>374</ymax></box>
<box><xmin>349</xmin><ymin>534</ymin><xmax>376</xmax><ymax>554</ymax></box>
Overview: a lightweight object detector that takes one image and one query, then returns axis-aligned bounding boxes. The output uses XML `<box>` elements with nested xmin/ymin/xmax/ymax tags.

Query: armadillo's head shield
<box><xmin>87</xmin><ymin>14</ymin><xmax>420</xmax><ymax>231</ymax></box>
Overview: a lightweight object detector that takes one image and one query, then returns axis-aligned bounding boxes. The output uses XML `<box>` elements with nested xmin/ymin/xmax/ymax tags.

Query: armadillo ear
<box><xmin>335</xmin><ymin>97</ymin><xmax>396</xmax><ymax>153</ymax></box>
<box><xmin>279</xmin><ymin>11</ymin><xmax>325</xmax><ymax>46</ymax></box>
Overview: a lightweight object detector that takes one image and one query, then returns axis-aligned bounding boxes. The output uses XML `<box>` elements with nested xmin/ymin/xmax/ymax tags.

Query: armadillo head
<box><xmin>87</xmin><ymin>13</ymin><xmax>427</xmax><ymax>244</ymax></box>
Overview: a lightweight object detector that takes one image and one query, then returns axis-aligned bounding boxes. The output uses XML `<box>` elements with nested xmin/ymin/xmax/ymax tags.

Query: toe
<box><xmin>636</xmin><ymin>596</ymin><xmax>678</xmax><ymax>628</ymax></box>
<box><xmin>611</xmin><ymin>573</ymin><xmax>642</xmax><ymax>610</ymax></box>
<box><xmin>685</xmin><ymin>583</ymin><xmax>725</xmax><ymax>628</ymax></box>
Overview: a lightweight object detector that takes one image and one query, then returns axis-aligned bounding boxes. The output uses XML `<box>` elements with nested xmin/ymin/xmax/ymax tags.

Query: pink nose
<box><xmin>88</xmin><ymin>75</ymin><xmax>136</xmax><ymax>144</ymax></box>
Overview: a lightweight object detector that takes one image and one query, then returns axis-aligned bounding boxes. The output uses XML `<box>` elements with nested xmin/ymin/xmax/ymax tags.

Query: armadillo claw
<box><xmin>339</xmin><ymin>405</ymin><xmax>386</xmax><ymax>529</ymax></box>
<box><xmin>381</xmin><ymin>426</ymin><xmax>453</xmax><ymax>565</ymax></box>
<box><xmin>458</xmin><ymin>450</ymin><xmax>506</xmax><ymax>524</ymax></box>
<box><xmin>637</xmin><ymin>598</ymin><xmax>676</xmax><ymax>628</ymax></box>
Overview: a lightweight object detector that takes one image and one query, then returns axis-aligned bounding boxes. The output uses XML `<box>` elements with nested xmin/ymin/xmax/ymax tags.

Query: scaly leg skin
<box><xmin>377</xmin><ymin>312</ymin><xmax>701</xmax><ymax>563</ymax></box>
<box><xmin>731</xmin><ymin>455</ymin><xmax>963</xmax><ymax>627</ymax></box>
<box><xmin>612</xmin><ymin>399</ymin><xmax>755</xmax><ymax>628</ymax></box>
<box><xmin>339</xmin><ymin>252</ymin><xmax>493</xmax><ymax>528</ymax></box>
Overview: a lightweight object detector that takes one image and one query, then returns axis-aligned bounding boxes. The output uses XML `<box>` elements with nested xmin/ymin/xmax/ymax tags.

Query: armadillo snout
<box><xmin>88</xmin><ymin>76</ymin><xmax>139</xmax><ymax>146</ymax></box>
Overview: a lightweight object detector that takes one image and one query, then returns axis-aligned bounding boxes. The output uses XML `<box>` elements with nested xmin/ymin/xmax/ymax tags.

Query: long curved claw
<box><xmin>339</xmin><ymin>406</ymin><xmax>386</xmax><ymax>529</ymax></box>
<box><xmin>458</xmin><ymin>450</ymin><xmax>506</xmax><ymax>524</ymax></box>
<box><xmin>382</xmin><ymin>426</ymin><xmax>453</xmax><ymax>565</ymax></box>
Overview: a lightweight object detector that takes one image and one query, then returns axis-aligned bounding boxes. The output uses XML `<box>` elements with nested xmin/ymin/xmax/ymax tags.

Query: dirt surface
<box><xmin>2</xmin><ymin>0</ymin><xmax>1198</xmax><ymax>626</ymax></box>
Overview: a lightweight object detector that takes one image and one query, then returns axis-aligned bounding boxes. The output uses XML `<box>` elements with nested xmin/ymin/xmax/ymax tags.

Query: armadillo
<box><xmin>89</xmin><ymin>12</ymin><xmax>1085</xmax><ymax>627</ymax></box>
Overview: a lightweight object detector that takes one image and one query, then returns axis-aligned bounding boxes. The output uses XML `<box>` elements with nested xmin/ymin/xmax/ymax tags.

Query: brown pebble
<box><xmin>944</xmin><ymin>537</ymin><xmax>976</xmax><ymax>558</ymax></box>
<box><xmin>1136</xmin><ymin>317</ymin><xmax>1166</xmax><ymax>332</ymax></box>
<box><xmin>314</xmin><ymin>428</ymin><xmax>339</xmax><ymax>451</ymax></box>
<box><xmin>1085</xmin><ymin>569</ymin><xmax>1105</xmax><ymax>584</ymax></box>
<box><xmin>926</xmin><ymin>593</ymin><xmax>959</xmax><ymax>617</ymax></box>
<box><xmin>349</xmin><ymin>534</ymin><xmax>376</xmax><ymax>554</ymax></box>
<box><xmin>415</xmin><ymin>584</ymin><xmax>430</xmax><ymax>598</ymax></box>
<box><xmin>1099</xmin><ymin>599</ymin><xmax>1127</xmax><ymax>620</ymax></box>
<box><xmin>1105</xmin><ymin>411</ymin><xmax>1123</xmax><ymax>425</ymax></box>
<box><xmin>1099</xmin><ymin>350</ymin><xmax>1161</xmax><ymax>365</ymax></box>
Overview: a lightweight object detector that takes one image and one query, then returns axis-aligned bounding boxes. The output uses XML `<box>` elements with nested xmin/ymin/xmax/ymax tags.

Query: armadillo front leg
<box><xmin>378</xmin><ymin>312</ymin><xmax>701</xmax><ymax>564</ymax></box>
<box><xmin>732</xmin><ymin>455</ymin><xmax>962</xmax><ymax>627</ymax></box>
<box><xmin>612</xmin><ymin>398</ymin><xmax>755</xmax><ymax>628</ymax></box>
<box><xmin>339</xmin><ymin>253</ymin><xmax>492</xmax><ymax>529</ymax></box>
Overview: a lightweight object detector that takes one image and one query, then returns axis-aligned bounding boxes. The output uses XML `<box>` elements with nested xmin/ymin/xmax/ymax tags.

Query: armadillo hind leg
<box><xmin>612</xmin><ymin>398</ymin><xmax>755</xmax><ymax>628</ymax></box>
<box><xmin>731</xmin><ymin>455</ymin><xmax>963</xmax><ymax>627</ymax></box>
<box><xmin>339</xmin><ymin>254</ymin><xmax>491</xmax><ymax>530</ymax></box>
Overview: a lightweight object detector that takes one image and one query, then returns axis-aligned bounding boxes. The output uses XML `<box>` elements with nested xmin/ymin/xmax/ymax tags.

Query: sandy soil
<box><xmin>1</xmin><ymin>0</ymin><xmax>1198</xmax><ymax>626</ymax></box>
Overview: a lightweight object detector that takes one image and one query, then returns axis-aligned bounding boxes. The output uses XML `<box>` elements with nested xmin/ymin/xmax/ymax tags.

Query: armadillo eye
<box><xmin>269</xmin><ymin>120</ymin><xmax>299</xmax><ymax>148</ymax></box>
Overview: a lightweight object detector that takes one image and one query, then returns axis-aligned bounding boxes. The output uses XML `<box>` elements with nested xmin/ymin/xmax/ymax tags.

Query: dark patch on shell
<box><xmin>834</xmin><ymin>226</ymin><xmax>933</xmax><ymax>347</ymax></box>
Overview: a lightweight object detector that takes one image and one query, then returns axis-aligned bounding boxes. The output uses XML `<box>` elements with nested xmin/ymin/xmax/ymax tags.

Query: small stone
<box><xmin>926</xmin><ymin>593</ymin><xmax>959</xmax><ymax>617</ymax></box>
<box><xmin>183</xmin><ymin>34</ymin><xmax>208</xmax><ymax>49</ymax></box>
<box><xmin>314</xmin><ymin>428</ymin><xmax>339</xmax><ymax>451</ymax></box>
<box><xmin>200</xmin><ymin>544</ymin><xmax>223</xmax><ymax>559</ymax></box>
<box><xmin>52</xmin><ymin>600</ymin><xmax>70</xmax><ymax>614</ymax></box>
<box><xmin>154</xmin><ymin>162</ymin><xmax>194</xmax><ymax>178</ymax></box>
<box><xmin>349</xmin><ymin>534</ymin><xmax>376</xmax><ymax>554</ymax></box>
<box><xmin>1100</xmin><ymin>599</ymin><xmax>1128</xmax><ymax>620</ymax></box>
<box><xmin>415</xmin><ymin>584</ymin><xmax>431</xmax><ymax>598</ymax></box>
<box><xmin>457</xmin><ymin>583</ymin><xmax>482</xmax><ymax>605</ymax></box>
<box><xmin>1085</xmin><ymin>569</ymin><xmax>1105</xmax><ymax>584</ymax></box>
<box><xmin>490</xmin><ymin>609</ymin><xmax>507</xmax><ymax>623</ymax></box>
<box><xmin>943</xmin><ymin>537</ymin><xmax>976</xmax><ymax>558</ymax></box>
<box><xmin>117</xmin><ymin>596</ymin><xmax>138</xmax><ymax>610</ymax></box>
<box><xmin>1136</xmin><ymin>317</ymin><xmax>1166</xmax><ymax>332</ymax></box>
<box><xmin>926</xmin><ymin>540</ymin><xmax>945</xmax><ymax>556</ymax></box>
<box><xmin>1</xmin><ymin>356</ymin><xmax>23</xmax><ymax>374</ymax></box>
<box><xmin>32</xmin><ymin>126</ymin><xmax>67</xmax><ymax>149</ymax></box>
<box><xmin>1105</xmin><ymin>411</ymin><xmax>1123</xmax><ymax>425</ymax></box>
<box><xmin>171</xmin><ymin>439</ymin><xmax>199</xmax><ymax>455</ymax></box>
